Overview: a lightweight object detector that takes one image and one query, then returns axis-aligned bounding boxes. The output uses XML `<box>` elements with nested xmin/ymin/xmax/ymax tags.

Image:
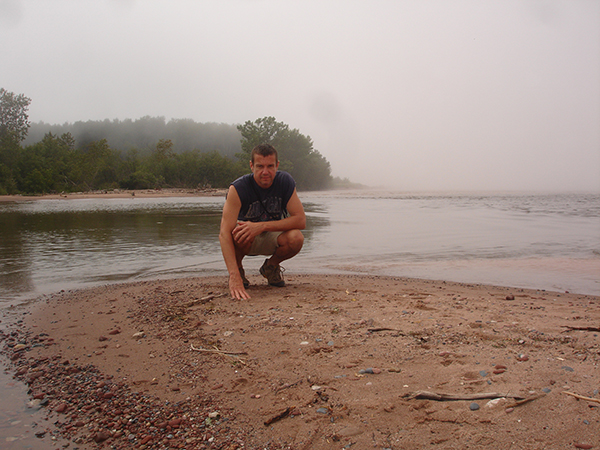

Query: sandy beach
<box><xmin>2</xmin><ymin>273</ymin><xmax>599</xmax><ymax>449</ymax></box>
<box><xmin>0</xmin><ymin>188</ymin><xmax>228</xmax><ymax>202</ymax></box>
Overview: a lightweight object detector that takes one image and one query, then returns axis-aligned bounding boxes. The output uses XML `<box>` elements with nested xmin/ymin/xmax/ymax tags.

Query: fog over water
<box><xmin>1</xmin><ymin>0</ymin><xmax>599</xmax><ymax>191</ymax></box>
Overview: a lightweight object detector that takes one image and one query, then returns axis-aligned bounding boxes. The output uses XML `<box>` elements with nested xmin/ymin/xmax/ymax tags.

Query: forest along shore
<box><xmin>1</xmin><ymin>274</ymin><xmax>599</xmax><ymax>449</ymax></box>
<box><xmin>0</xmin><ymin>188</ymin><xmax>228</xmax><ymax>202</ymax></box>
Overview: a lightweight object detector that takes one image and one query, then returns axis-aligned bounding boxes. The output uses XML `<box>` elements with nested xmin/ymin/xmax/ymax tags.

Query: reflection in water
<box><xmin>0</xmin><ymin>208</ymin><xmax>34</xmax><ymax>296</ymax></box>
<box><xmin>0</xmin><ymin>197</ymin><xmax>330</xmax><ymax>304</ymax></box>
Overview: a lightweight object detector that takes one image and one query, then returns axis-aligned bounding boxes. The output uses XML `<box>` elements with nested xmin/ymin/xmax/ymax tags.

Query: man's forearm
<box><xmin>260</xmin><ymin>214</ymin><xmax>306</xmax><ymax>233</ymax></box>
<box><xmin>219</xmin><ymin>232</ymin><xmax>240</xmax><ymax>276</ymax></box>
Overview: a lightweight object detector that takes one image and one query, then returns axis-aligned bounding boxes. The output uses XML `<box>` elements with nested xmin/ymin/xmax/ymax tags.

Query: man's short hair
<box><xmin>251</xmin><ymin>144</ymin><xmax>278</xmax><ymax>163</ymax></box>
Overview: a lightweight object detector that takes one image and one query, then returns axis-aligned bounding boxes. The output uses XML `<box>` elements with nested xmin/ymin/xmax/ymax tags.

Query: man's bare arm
<box><xmin>219</xmin><ymin>186</ymin><xmax>250</xmax><ymax>300</ymax></box>
<box><xmin>232</xmin><ymin>188</ymin><xmax>306</xmax><ymax>243</ymax></box>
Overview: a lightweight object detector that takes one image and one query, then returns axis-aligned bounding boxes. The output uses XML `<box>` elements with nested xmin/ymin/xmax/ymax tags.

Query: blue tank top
<box><xmin>231</xmin><ymin>171</ymin><xmax>296</xmax><ymax>222</ymax></box>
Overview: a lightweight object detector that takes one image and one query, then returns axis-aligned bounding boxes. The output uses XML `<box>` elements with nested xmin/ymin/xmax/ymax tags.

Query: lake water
<box><xmin>1</xmin><ymin>190</ymin><xmax>599</xmax><ymax>448</ymax></box>
<box><xmin>1</xmin><ymin>190</ymin><xmax>599</xmax><ymax>307</ymax></box>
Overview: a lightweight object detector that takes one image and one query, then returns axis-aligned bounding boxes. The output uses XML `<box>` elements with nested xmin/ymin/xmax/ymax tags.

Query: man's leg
<box><xmin>268</xmin><ymin>229</ymin><xmax>304</xmax><ymax>266</ymax></box>
<box><xmin>260</xmin><ymin>230</ymin><xmax>304</xmax><ymax>287</ymax></box>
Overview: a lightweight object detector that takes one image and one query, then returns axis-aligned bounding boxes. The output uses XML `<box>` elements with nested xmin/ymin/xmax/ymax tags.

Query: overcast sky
<box><xmin>2</xmin><ymin>0</ymin><xmax>599</xmax><ymax>192</ymax></box>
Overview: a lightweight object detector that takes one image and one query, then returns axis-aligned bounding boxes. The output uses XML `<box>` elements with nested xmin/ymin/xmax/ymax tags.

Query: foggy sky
<box><xmin>1</xmin><ymin>0</ymin><xmax>599</xmax><ymax>192</ymax></box>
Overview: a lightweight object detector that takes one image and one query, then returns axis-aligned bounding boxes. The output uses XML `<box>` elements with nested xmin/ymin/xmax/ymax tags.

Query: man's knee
<box><xmin>234</xmin><ymin>239</ymin><xmax>253</xmax><ymax>256</ymax></box>
<box><xmin>279</xmin><ymin>229</ymin><xmax>304</xmax><ymax>252</ymax></box>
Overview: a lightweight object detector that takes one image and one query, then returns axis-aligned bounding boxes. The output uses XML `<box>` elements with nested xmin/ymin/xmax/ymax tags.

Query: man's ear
<box><xmin>249</xmin><ymin>160</ymin><xmax>253</xmax><ymax>170</ymax></box>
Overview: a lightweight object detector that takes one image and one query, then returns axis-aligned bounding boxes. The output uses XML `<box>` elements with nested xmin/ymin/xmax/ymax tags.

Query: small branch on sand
<box><xmin>508</xmin><ymin>395</ymin><xmax>545</xmax><ymax>408</ymax></box>
<box><xmin>264</xmin><ymin>406</ymin><xmax>294</xmax><ymax>426</ymax></box>
<box><xmin>368</xmin><ymin>328</ymin><xmax>408</xmax><ymax>336</ymax></box>
<box><xmin>562</xmin><ymin>391</ymin><xmax>600</xmax><ymax>404</ymax></box>
<box><xmin>561</xmin><ymin>326</ymin><xmax>600</xmax><ymax>332</ymax></box>
<box><xmin>186</xmin><ymin>293</ymin><xmax>226</xmax><ymax>307</ymax></box>
<box><xmin>275</xmin><ymin>379</ymin><xmax>303</xmax><ymax>393</ymax></box>
<box><xmin>190</xmin><ymin>344</ymin><xmax>247</xmax><ymax>364</ymax></box>
<box><xmin>404</xmin><ymin>390</ymin><xmax>546</xmax><ymax>408</ymax></box>
<box><xmin>404</xmin><ymin>390</ymin><xmax>526</xmax><ymax>401</ymax></box>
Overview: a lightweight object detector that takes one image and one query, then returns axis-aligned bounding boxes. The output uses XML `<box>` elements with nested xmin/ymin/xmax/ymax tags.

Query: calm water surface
<box><xmin>1</xmin><ymin>190</ymin><xmax>599</xmax><ymax>447</ymax></box>
<box><xmin>1</xmin><ymin>190</ymin><xmax>599</xmax><ymax>307</ymax></box>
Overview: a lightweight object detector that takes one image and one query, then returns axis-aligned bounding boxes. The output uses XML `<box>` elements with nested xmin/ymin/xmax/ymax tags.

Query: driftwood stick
<box><xmin>186</xmin><ymin>293</ymin><xmax>226</xmax><ymax>307</ymax></box>
<box><xmin>405</xmin><ymin>390</ymin><xmax>525</xmax><ymax>401</ymax></box>
<box><xmin>275</xmin><ymin>379</ymin><xmax>303</xmax><ymax>393</ymax></box>
<box><xmin>507</xmin><ymin>394</ymin><xmax>545</xmax><ymax>408</ymax></box>
<box><xmin>264</xmin><ymin>406</ymin><xmax>294</xmax><ymax>426</ymax></box>
<box><xmin>562</xmin><ymin>391</ymin><xmax>600</xmax><ymax>404</ymax></box>
<box><xmin>189</xmin><ymin>344</ymin><xmax>247</xmax><ymax>356</ymax></box>
<box><xmin>368</xmin><ymin>327</ymin><xmax>397</xmax><ymax>332</ymax></box>
<box><xmin>561</xmin><ymin>326</ymin><xmax>600</xmax><ymax>332</ymax></box>
<box><xmin>190</xmin><ymin>344</ymin><xmax>247</xmax><ymax>364</ymax></box>
<box><xmin>367</xmin><ymin>328</ymin><xmax>410</xmax><ymax>338</ymax></box>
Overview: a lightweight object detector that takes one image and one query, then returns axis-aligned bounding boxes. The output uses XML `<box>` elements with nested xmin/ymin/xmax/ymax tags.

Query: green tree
<box><xmin>154</xmin><ymin>138</ymin><xmax>175</xmax><ymax>161</ymax></box>
<box><xmin>69</xmin><ymin>139</ymin><xmax>120</xmax><ymax>191</ymax></box>
<box><xmin>17</xmin><ymin>132</ymin><xmax>76</xmax><ymax>193</ymax></box>
<box><xmin>237</xmin><ymin>117</ymin><xmax>332</xmax><ymax>190</ymax></box>
<box><xmin>0</xmin><ymin>88</ymin><xmax>31</xmax><ymax>194</ymax></box>
<box><xmin>0</xmin><ymin>88</ymin><xmax>31</xmax><ymax>143</ymax></box>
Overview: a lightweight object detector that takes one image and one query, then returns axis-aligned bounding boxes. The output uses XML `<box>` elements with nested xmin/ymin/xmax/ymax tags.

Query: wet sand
<box><xmin>2</xmin><ymin>273</ymin><xmax>599</xmax><ymax>449</ymax></box>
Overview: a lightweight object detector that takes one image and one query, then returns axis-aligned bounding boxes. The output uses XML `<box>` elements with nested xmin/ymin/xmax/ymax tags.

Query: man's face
<box><xmin>251</xmin><ymin>153</ymin><xmax>279</xmax><ymax>189</ymax></box>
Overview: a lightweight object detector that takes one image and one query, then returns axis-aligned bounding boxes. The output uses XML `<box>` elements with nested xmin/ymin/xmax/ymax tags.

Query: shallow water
<box><xmin>0</xmin><ymin>190</ymin><xmax>599</xmax><ymax>447</ymax></box>
<box><xmin>1</xmin><ymin>190</ymin><xmax>599</xmax><ymax>308</ymax></box>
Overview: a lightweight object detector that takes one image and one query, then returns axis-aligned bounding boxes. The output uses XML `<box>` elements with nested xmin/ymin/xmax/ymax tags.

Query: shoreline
<box><xmin>0</xmin><ymin>187</ymin><xmax>228</xmax><ymax>202</ymax></box>
<box><xmin>2</xmin><ymin>274</ymin><xmax>599</xmax><ymax>449</ymax></box>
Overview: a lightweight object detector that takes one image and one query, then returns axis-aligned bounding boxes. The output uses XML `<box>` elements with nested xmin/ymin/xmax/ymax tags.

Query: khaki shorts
<box><xmin>248</xmin><ymin>231</ymin><xmax>282</xmax><ymax>256</ymax></box>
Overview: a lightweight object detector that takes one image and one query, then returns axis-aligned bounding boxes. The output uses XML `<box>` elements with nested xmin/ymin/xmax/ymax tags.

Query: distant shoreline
<box><xmin>0</xmin><ymin>187</ymin><xmax>228</xmax><ymax>202</ymax></box>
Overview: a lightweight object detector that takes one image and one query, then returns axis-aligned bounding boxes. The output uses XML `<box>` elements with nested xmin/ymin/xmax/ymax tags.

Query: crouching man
<box><xmin>219</xmin><ymin>144</ymin><xmax>306</xmax><ymax>300</ymax></box>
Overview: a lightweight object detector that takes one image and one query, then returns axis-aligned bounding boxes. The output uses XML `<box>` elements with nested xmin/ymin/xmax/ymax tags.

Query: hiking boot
<box><xmin>259</xmin><ymin>259</ymin><xmax>285</xmax><ymax>287</ymax></box>
<box><xmin>239</xmin><ymin>267</ymin><xmax>249</xmax><ymax>288</ymax></box>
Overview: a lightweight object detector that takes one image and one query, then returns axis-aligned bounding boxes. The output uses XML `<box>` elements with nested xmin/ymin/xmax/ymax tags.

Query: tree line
<box><xmin>24</xmin><ymin>116</ymin><xmax>243</xmax><ymax>158</ymax></box>
<box><xmin>0</xmin><ymin>88</ymin><xmax>336</xmax><ymax>195</ymax></box>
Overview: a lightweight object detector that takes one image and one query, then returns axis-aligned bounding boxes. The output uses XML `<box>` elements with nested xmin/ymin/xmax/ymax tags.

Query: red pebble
<box><xmin>168</xmin><ymin>418</ymin><xmax>182</xmax><ymax>427</ymax></box>
<box><xmin>108</xmin><ymin>329</ymin><xmax>121</xmax><ymax>335</ymax></box>
<box><xmin>55</xmin><ymin>403</ymin><xmax>68</xmax><ymax>413</ymax></box>
<box><xmin>93</xmin><ymin>431</ymin><xmax>111</xmax><ymax>443</ymax></box>
<box><xmin>574</xmin><ymin>444</ymin><xmax>593</xmax><ymax>449</ymax></box>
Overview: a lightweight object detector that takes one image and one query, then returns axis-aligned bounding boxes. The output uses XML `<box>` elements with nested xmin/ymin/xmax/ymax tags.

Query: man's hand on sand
<box><xmin>229</xmin><ymin>274</ymin><xmax>250</xmax><ymax>300</ymax></box>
